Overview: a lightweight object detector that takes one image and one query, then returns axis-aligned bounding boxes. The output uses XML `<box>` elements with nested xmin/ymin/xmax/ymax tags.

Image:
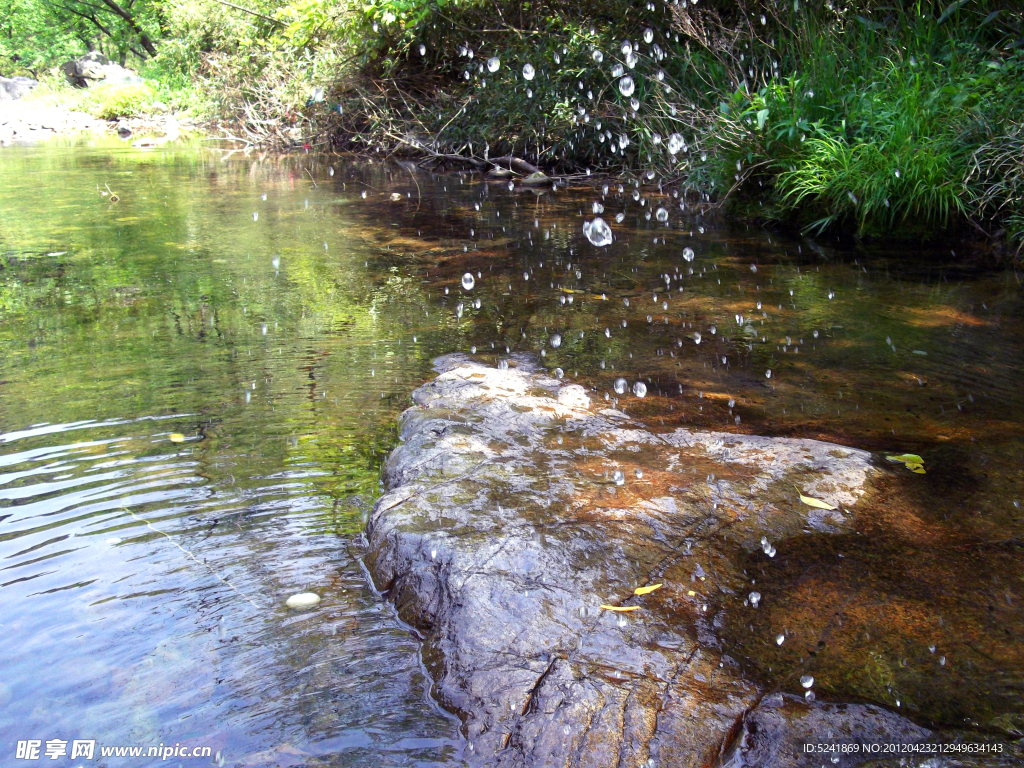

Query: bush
<box><xmin>85</xmin><ymin>82</ymin><xmax>155</xmax><ymax>119</ymax></box>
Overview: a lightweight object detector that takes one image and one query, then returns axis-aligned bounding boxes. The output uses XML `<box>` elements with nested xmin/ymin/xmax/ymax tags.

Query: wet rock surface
<box><xmin>365</xmin><ymin>354</ymin><xmax>950</xmax><ymax>767</ymax></box>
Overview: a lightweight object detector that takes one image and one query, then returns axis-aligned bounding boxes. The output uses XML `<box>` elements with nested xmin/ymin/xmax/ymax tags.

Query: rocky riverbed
<box><xmin>364</xmin><ymin>354</ymin><xmax>993</xmax><ymax>768</ymax></box>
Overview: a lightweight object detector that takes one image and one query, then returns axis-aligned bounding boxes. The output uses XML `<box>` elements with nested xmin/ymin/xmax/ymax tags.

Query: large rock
<box><xmin>59</xmin><ymin>52</ymin><xmax>143</xmax><ymax>88</ymax></box>
<box><xmin>0</xmin><ymin>76</ymin><xmax>38</xmax><ymax>101</ymax></box>
<box><xmin>366</xmin><ymin>354</ymin><xmax>932</xmax><ymax>767</ymax></box>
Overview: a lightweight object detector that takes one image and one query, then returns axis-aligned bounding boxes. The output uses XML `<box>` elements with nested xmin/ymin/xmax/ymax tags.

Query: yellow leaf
<box><xmin>634</xmin><ymin>584</ymin><xmax>663</xmax><ymax>596</ymax></box>
<box><xmin>600</xmin><ymin>604</ymin><xmax>641</xmax><ymax>612</ymax></box>
<box><xmin>687</xmin><ymin>590</ymin><xmax>697</xmax><ymax>597</ymax></box>
<box><xmin>797</xmin><ymin>491</ymin><xmax>837</xmax><ymax>510</ymax></box>
<box><xmin>169</xmin><ymin>433</ymin><xmax>186</xmax><ymax>443</ymax></box>
<box><xmin>908</xmin><ymin>465</ymin><xmax>926</xmax><ymax>474</ymax></box>
<box><xmin>887</xmin><ymin>454</ymin><xmax>923</xmax><ymax>464</ymax></box>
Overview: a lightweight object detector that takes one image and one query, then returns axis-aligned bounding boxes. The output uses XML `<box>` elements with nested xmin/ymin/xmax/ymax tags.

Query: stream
<box><xmin>1</xmin><ymin>138</ymin><xmax>1022</xmax><ymax>765</ymax></box>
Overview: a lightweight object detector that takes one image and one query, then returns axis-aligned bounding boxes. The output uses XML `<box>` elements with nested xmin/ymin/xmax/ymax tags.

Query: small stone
<box><xmin>285</xmin><ymin>592</ymin><xmax>321</xmax><ymax>609</ymax></box>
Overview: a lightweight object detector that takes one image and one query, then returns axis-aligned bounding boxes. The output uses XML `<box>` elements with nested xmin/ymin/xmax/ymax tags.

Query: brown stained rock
<box><xmin>365</xmin><ymin>354</ymin><xmax>931</xmax><ymax>767</ymax></box>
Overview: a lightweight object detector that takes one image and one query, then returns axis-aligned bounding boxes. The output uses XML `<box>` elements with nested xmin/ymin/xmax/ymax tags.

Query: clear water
<box><xmin>1</xmin><ymin>139</ymin><xmax>1022</xmax><ymax>761</ymax></box>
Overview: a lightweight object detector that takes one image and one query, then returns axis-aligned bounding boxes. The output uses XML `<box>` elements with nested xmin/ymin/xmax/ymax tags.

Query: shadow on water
<box><xmin>0</xmin><ymin>138</ymin><xmax>1021</xmax><ymax>762</ymax></box>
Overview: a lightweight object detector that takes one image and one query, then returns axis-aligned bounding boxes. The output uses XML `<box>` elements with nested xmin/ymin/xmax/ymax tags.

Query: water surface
<box><xmin>1</xmin><ymin>139</ymin><xmax>1022</xmax><ymax>763</ymax></box>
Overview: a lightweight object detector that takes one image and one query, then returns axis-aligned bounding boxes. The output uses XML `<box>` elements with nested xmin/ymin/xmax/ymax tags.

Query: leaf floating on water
<box><xmin>169</xmin><ymin>433</ymin><xmax>185</xmax><ymax>443</ymax></box>
<box><xmin>887</xmin><ymin>454</ymin><xmax>926</xmax><ymax>473</ymax></box>
<box><xmin>887</xmin><ymin>453</ymin><xmax>923</xmax><ymax>464</ymax></box>
<box><xmin>634</xmin><ymin>584</ymin><xmax>663</xmax><ymax>596</ymax></box>
<box><xmin>797</xmin><ymin>490</ymin><xmax>837</xmax><ymax>510</ymax></box>
<box><xmin>600</xmin><ymin>604</ymin><xmax>641</xmax><ymax>612</ymax></box>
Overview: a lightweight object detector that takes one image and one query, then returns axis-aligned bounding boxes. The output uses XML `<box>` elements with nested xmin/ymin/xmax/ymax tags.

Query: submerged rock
<box><xmin>366</xmin><ymin>355</ymin><xmax>929</xmax><ymax>766</ymax></box>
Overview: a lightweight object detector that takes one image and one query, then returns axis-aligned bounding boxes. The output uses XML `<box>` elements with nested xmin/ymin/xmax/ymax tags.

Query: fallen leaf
<box><xmin>907</xmin><ymin>464</ymin><xmax>926</xmax><ymax>474</ymax></box>
<box><xmin>600</xmin><ymin>604</ymin><xmax>641</xmax><ymax>612</ymax></box>
<box><xmin>797</xmin><ymin>490</ymin><xmax>837</xmax><ymax>510</ymax></box>
<box><xmin>887</xmin><ymin>453</ymin><xmax>924</xmax><ymax>464</ymax></box>
<box><xmin>687</xmin><ymin>590</ymin><xmax>697</xmax><ymax>597</ymax></box>
<box><xmin>169</xmin><ymin>433</ymin><xmax>185</xmax><ymax>443</ymax></box>
<box><xmin>634</xmin><ymin>584</ymin><xmax>663</xmax><ymax>596</ymax></box>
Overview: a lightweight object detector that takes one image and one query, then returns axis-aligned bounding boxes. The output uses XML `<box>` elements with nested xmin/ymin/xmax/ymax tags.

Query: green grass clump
<box><xmin>83</xmin><ymin>82</ymin><xmax>155</xmax><ymax>119</ymax></box>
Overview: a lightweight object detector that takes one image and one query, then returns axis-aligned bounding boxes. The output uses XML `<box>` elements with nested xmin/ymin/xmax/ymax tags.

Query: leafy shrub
<box><xmin>85</xmin><ymin>82</ymin><xmax>155</xmax><ymax>119</ymax></box>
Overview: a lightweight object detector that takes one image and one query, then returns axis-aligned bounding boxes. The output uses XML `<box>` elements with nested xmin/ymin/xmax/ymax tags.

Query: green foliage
<box><xmin>84</xmin><ymin>82</ymin><xmax>156</xmax><ymax>118</ymax></box>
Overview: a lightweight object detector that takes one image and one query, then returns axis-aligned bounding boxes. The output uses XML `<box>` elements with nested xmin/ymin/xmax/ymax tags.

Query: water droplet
<box><xmin>621</xmin><ymin>41</ymin><xmax>633</xmax><ymax>56</ymax></box>
<box><xmin>618</xmin><ymin>76</ymin><xmax>635</xmax><ymax>97</ymax></box>
<box><xmin>252</xmin><ymin>212</ymin><xmax>258</xmax><ymax>221</ymax></box>
<box><xmin>487</xmin><ymin>56</ymin><xmax>500</xmax><ymax>72</ymax></box>
<box><xmin>635</xmin><ymin>468</ymin><xmax>644</xmax><ymax>478</ymax></box>
<box><xmin>522</xmin><ymin>63</ymin><xmax>535</xmax><ymax>80</ymax></box>
<box><xmin>655</xmin><ymin>207</ymin><xmax>668</xmax><ymax>222</ymax></box>
<box><xmin>592</xmin><ymin>50</ymin><xmax>604</xmax><ymax>63</ymax></box>
<box><xmin>419</xmin><ymin>43</ymin><xmax>426</xmax><ymax>56</ymax></box>
<box><xmin>643</xmin><ymin>27</ymin><xmax>654</xmax><ymax>43</ymax></box>
<box><xmin>694</xmin><ymin>331</ymin><xmax>702</xmax><ymax>344</ymax></box>
<box><xmin>632</xmin><ymin>382</ymin><xmax>647</xmax><ymax>398</ymax></box>
<box><xmin>271</xmin><ymin>255</ymin><xmax>280</xmax><ymax>270</ymax></box>
<box><xmin>765</xmin><ymin>369</ymin><xmax>772</xmax><ymax>379</ymax></box>
<box><xmin>612</xmin><ymin>469</ymin><xmax>626</xmax><ymax>486</ymax></box>
<box><xmin>683</xmin><ymin>247</ymin><xmax>695</xmax><ymax>262</ymax></box>
<box><xmin>614</xmin><ymin>377</ymin><xmax>628</xmax><ymax>395</ymax></box>
<box><xmin>800</xmin><ymin>675</ymin><xmax>814</xmax><ymax>688</ymax></box>
<box><xmin>611</xmin><ymin>63</ymin><xmax>624</xmax><ymax>78</ymax></box>
<box><xmin>749</xmin><ymin>591</ymin><xmax>761</xmax><ymax>607</ymax></box>
<box><xmin>776</xmin><ymin>633</ymin><xmax>785</xmax><ymax>645</ymax></box>
<box><xmin>667</xmin><ymin>133</ymin><xmax>684</xmax><ymax>154</ymax></box>
<box><xmin>583</xmin><ymin>217</ymin><xmax>613</xmax><ymax>247</ymax></box>
<box><xmin>550</xmin><ymin>333</ymin><xmax>562</xmax><ymax>348</ymax></box>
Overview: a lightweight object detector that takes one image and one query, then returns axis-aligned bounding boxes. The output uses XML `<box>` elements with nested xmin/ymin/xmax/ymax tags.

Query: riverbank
<box><xmin>0</xmin><ymin>97</ymin><xmax>201</xmax><ymax>147</ymax></box>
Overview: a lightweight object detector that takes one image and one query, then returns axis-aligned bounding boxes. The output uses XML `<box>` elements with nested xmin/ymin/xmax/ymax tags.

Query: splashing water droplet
<box><xmin>667</xmin><ymin>133</ymin><xmax>685</xmax><ymax>155</ymax></box>
<box><xmin>614</xmin><ymin>377</ymin><xmax>627</xmax><ymax>395</ymax></box>
<box><xmin>487</xmin><ymin>56</ymin><xmax>500</xmax><ymax>72</ymax></box>
<box><xmin>419</xmin><ymin>44</ymin><xmax>426</xmax><ymax>56</ymax></box>
<box><xmin>583</xmin><ymin>217</ymin><xmax>613</xmax><ymax>247</ymax></box>
<box><xmin>621</xmin><ymin>41</ymin><xmax>633</xmax><ymax>56</ymax></box>
<box><xmin>611</xmin><ymin>63</ymin><xmax>624</xmax><ymax>78</ymax></box>
<box><xmin>776</xmin><ymin>634</ymin><xmax>785</xmax><ymax>645</ymax></box>
<box><xmin>800</xmin><ymin>675</ymin><xmax>814</xmax><ymax>689</ymax></box>
<box><xmin>550</xmin><ymin>333</ymin><xmax>562</xmax><ymax>349</ymax></box>
<box><xmin>612</xmin><ymin>469</ymin><xmax>625</xmax><ymax>485</ymax></box>
<box><xmin>618</xmin><ymin>76</ymin><xmax>635</xmax><ymax>97</ymax></box>
<box><xmin>643</xmin><ymin>27</ymin><xmax>654</xmax><ymax>43</ymax></box>
<box><xmin>632</xmin><ymin>382</ymin><xmax>647</xmax><ymax>398</ymax></box>
<box><xmin>522</xmin><ymin>63</ymin><xmax>535</xmax><ymax>80</ymax></box>
<box><xmin>592</xmin><ymin>50</ymin><xmax>604</xmax><ymax>63</ymax></box>
<box><xmin>683</xmin><ymin>247</ymin><xmax>695</xmax><ymax>262</ymax></box>
<box><xmin>462</xmin><ymin>273</ymin><xmax>475</xmax><ymax>290</ymax></box>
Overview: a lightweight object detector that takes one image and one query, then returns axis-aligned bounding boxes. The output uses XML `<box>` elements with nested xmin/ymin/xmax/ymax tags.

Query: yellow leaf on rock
<box><xmin>600</xmin><ymin>604</ymin><xmax>641</xmax><ymax>612</ymax></box>
<box><xmin>634</xmin><ymin>584</ymin><xmax>663</xmax><ymax>596</ymax></box>
<box><xmin>797</xmin><ymin>491</ymin><xmax>837</xmax><ymax>510</ymax></box>
<box><xmin>169</xmin><ymin>433</ymin><xmax>185</xmax><ymax>443</ymax></box>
